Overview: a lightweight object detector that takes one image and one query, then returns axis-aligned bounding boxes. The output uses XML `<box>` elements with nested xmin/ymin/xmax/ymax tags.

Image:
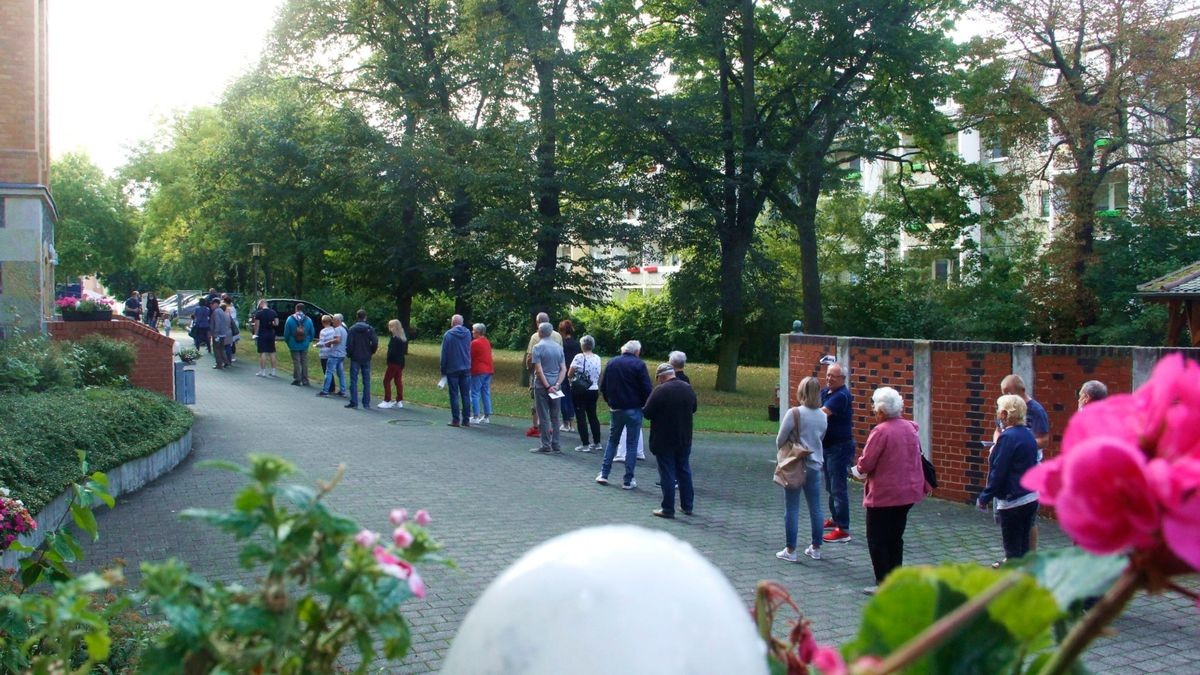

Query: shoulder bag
<box><xmin>774</xmin><ymin>407</ymin><xmax>813</xmax><ymax>489</ymax></box>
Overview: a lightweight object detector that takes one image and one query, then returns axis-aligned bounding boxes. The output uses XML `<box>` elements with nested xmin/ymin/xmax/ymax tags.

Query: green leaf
<box><xmin>18</xmin><ymin>559</ymin><xmax>43</xmax><ymax>587</ymax></box>
<box><xmin>71</xmin><ymin>503</ymin><xmax>99</xmax><ymax>541</ymax></box>
<box><xmin>223</xmin><ymin>605</ymin><xmax>276</xmax><ymax>635</ymax></box>
<box><xmin>49</xmin><ymin>531</ymin><xmax>79</xmax><ymax>563</ymax></box>
<box><xmin>1014</xmin><ymin>549</ymin><xmax>1127</xmax><ymax>611</ymax></box>
<box><xmin>844</xmin><ymin>565</ymin><xmax>1060</xmax><ymax>674</ymax></box>
<box><xmin>84</xmin><ymin>629</ymin><xmax>112</xmax><ymax>661</ymax></box>
<box><xmin>77</xmin><ymin>449</ymin><xmax>89</xmax><ymax>475</ymax></box>
<box><xmin>89</xmin><ymin>471</ymin><xmax>110</xmax><ymax>489</ymax></box>
<box><xmin>233</xmin><ymin>486</ymin><xmax>267</xmax><ymax>512</ymax></box>
<box><xmin>196</xmin><ymin>459</ymin><xmax>249</xmax><ymax>475</ymax></box>
<box><xmin>278</xmin><ymin>483</ymin><xmax>317</xmax><ymax>509</ymax></box>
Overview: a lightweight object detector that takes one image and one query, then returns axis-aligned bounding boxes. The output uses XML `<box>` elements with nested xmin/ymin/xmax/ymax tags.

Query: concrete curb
<box><xmin>1</xmin><ymin>429</ymin><xmax>193</xmax><ymax>570</ymax></box>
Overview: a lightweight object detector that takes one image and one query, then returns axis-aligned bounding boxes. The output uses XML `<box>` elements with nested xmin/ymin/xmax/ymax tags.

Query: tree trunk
<box><xmin>395</xmin><ymin>287</ymin><xmax>413</xmax><ymax>334</ymax></box>
<box><xmin>768</xmin><ymin>175</ymin><xmax>825</xmax><ymax>333</ymax></box>
<box><xmin>529</xmin><ymin>59</ymin><xmax>563</xmax><ymax>313</ymax></box>
<box><xmin>714</xmin><ymin>222</ymin><xmax>752</xmax><ymax>392</ymax></box>
<box><xmin>293</xmin><ymin>250</ymin><xmax>304</xmax><ymax>299</ymax></box>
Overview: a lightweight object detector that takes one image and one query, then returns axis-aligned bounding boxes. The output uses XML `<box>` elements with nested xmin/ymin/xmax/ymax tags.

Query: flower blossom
<box><xmin>389</xmin><ymin>508</ymin><xmax>408</xmax><ymax>525</ymax></box>
<box><xmin>811</xmin><ymin>646</ymin><xmax>847</xmax><ymax>675</ymax></box>
<box><xmin>392</xmin><ymin>527</ymin><xmax>414</xmax><ymax>548</ymax></box>
<box><xmin>373</xmin><ymin>546</ymin><xmax>426</xmax><ymax>597</ymax></box>
<box><xmin>354</xmin><ymin>529</ymin><xmax>379</xmax><ymax>548</ymax></box>
<box><xmin>1022</xmin><ymin>354</ymin><xmax>1200</xmax><ymax>572</ymax></box>
<box><xmin>414</xmin><ymin>509</ymin><xmax>431</xmax><ymax>526</ymax></box>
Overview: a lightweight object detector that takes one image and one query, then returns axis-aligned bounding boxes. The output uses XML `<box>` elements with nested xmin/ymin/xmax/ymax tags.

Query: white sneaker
<box><xmin>481</xmin><ymin>416</ymin><xmax>490</xmax><ymax>424</ymax></box>
<box><xmin>268</xmin><ymin>370</ymin><xmax>278</xmax><ymax>377</ymax></box>
<box><xmin>595</xmin><ymin>474</ymin><xmax>608</xmax><ymax>485</ymax></box>
<box><xmin>776</xmin><ymin>548</ymin><xmax>799</xmax><ymax>563</ymax></box>
<box><xmin>378</xmin><ymin>401</ymin><xmax>393</xmax><ymax>409</ymax></box>
<box><xmin>591</xmin><ymin>443</ymin><xmax>603</xmax><ymax>452</ymax></box>
<box><xmin>255</xmin><ymin>371</ymin><xmax>266</xmax><ymax>377</ymax></box>
<box><xmin>614</xmin><ymin>456</ymin><xmax>625</xmax><ymax>463</ymax></box>
<box><xmin>559</xmin><ymin>423</ymin><xmax>570</xmax><ymax>432</ymax></box>
<box><xmin>574</xmin><ymin>445</ymin><xmax>589</xmax><ymax>452</ymax></box>
<box><xmin>622</xmin><ymin>480</ymin><xmax>637</xmax><ymax>490</ymax></box>
<box><xmin>804</xmin><ymin>545</ymin><xmax>822</xmax><ymax>560</ymax></box>
<box><xmin>396</xmin><ymin>401</ymin><xmax>405</xmax><ymax>409</ymax></box>
<box><xmin>468</xmin><ymin>416</ymin><xmax>479</xmax><ymax>424</ymax></box>
<box><xmin>636</xmin><ymin>453</ymin><xmax>646</xmax><ymax>460</ymax></box>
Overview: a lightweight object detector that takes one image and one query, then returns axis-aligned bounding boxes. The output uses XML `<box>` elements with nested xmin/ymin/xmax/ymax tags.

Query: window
<box><xmin>1039</xmin><ymin>190</ymin><xmax>1051</xmax><ymax>218</ymax></box>
<box><xmin>0</xmin><ymin>197</ymin><xmax>5</xmax><ymax>227</ymax></box>
<box><xmin>985</xmin><ymin>137</ymin><xmax>1007</xmax><ymax>160</ymax></box>
<box><xmin>933</xmin><ymin>258</ymin><xmax>953</xmax><ymax>281</ymax></box>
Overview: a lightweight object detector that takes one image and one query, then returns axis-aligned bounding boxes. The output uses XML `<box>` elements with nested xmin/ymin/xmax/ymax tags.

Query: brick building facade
<box><xmin>0</xmin><ymin>0</ymin><xmax>55</xmax><ymax>336</ymax></box>
<box><xmin>780</xmin><ymin>333</ymin><xmax>1199</xmax><ymax>505</ymax></box>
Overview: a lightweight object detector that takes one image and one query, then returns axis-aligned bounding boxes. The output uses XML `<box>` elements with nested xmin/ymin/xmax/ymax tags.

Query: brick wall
<box><xmin>783</xmin><ymin>334</ymin><xmax>1200</xmax><ymax>506</ymax></box>
<box><xmin>48</xmin><ymin>316</ymin><xmax>176</xmax><ymax>400</ymax></box>
<box><xmin>0</xmin><ymin>0</ymin><xmax>50</xmax><ymax>187</ymax></box>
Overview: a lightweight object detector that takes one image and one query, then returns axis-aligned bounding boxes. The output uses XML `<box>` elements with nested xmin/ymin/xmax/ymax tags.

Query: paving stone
<box><xmin>74</xmin><ymin>349</ymin><xmax>1200</xmax><ymax>672</ymax></box>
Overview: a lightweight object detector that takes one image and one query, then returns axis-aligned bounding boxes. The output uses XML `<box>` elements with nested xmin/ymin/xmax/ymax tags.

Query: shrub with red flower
<box><xmin>0</xmin><ymin>486</ymin><xmax>37</xmax><ymax>551</ymax></box>
<box><xmin>1023</xmin><ymin>353</ymin><xmax>1200</xmax><ymax>579</ymax></box>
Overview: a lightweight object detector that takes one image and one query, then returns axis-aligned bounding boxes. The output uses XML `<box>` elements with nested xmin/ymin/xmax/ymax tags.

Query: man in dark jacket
<box><xmin>440</xmin><ymin>314</ymin><xmax>473</xmax><ymax>427</ymax></box>
<box><xmin>344</xmin><ymin>309</ymin><xmax>379</xmax><ymax>409</ymax></box>
<box><xmin>596</xmin><ymin>340</ymin><xmax>653</xmax><ymax>489</ymax></box>
<box><xmin>192</xmin><ymin>300</ymin><xmax>211</xmax><ymax>353</ymax></box>
<box><xmin>644</xmin><ymin>363</ymin><xmax>698</xmax><ymax>519</ymax></box>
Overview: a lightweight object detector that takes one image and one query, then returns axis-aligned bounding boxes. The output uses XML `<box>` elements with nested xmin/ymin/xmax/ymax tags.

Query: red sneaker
<box><xmin>823</xmin><ymin>518</ymin><xmax>835</xmax><ymax>530</ymax></box>
<box><xmin>525</xmin><ymin>426</ymin><xmax>540</xmax><ymax>437</ymax></box>
<box><xmin>823</xmin><ymin>527</ymin><xmax>851</xmax><ymax>543</ymax></box>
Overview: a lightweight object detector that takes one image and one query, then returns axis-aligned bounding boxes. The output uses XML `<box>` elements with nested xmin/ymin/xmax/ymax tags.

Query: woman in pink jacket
<box><xmin>852</xmin><ymin>386</ymin><xmax>928</xmax><ymax>594</ymax></box>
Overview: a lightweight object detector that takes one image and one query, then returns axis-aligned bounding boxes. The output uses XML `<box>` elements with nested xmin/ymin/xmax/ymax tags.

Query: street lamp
<box><xmin>249</xmin><ymin>243</ymin><xmax>266</xmax><ymax>296</ymax></box>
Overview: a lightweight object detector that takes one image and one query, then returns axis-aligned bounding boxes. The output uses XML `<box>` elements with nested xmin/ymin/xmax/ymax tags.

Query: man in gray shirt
<box><xmin>530</xmin><ymin>322</ymin><xmax>566</xmax><ymax>454</ymax></box>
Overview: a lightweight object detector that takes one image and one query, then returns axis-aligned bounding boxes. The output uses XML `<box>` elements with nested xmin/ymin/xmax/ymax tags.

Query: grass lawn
<box><xmin>276</xmin><ymin>342</ymin><xmax>779</xmax><ymax>434</ymax></box>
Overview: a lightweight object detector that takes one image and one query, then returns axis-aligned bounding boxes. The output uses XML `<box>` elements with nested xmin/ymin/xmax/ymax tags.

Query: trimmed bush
<box><xmin>0</xmin><ymin>331</ymin><xmax>81</xmax><ymax>393</ymax></box>
<box><xmin>0</xmin><ymin>388</ymin><xmax>193</xmax><ymax>514</ymax></box>
<box><xmin>74</xmin><ymin>334</ymin><xmax>136</xmax><ymax>386</ymax></box>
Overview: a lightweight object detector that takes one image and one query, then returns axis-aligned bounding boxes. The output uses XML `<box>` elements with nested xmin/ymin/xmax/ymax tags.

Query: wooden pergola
<box><xmin>1138</xmin><ymin>260</ymin><xmax>1200</xmax><ymax>347</ymax></box>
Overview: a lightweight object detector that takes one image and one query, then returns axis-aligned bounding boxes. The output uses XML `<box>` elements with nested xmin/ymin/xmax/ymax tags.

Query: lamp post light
<box><xmin>249</xmin><ymin>243</ymin><xmax>266</xmax><ymax>296</ymax></box>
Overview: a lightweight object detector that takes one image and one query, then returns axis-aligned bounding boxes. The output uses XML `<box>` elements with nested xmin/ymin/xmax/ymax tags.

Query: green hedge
<box><xmin>0</xmin><ymin>388</ymin><xmax>193</xmax><ymax>515</ymax></box>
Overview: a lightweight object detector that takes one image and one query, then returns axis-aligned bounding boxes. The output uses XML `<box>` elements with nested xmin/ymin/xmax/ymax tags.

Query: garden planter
<box><xmin>61</xmin><ymin>310</ymin><xmax>113</xmax><ymax>322</ymax></box>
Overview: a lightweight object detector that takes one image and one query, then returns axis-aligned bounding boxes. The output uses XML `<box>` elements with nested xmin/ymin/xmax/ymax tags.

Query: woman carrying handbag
<box><xmin>774</xmin><ymin>376</ymin><xmax>828</xmax><ymax>562</ymax></box>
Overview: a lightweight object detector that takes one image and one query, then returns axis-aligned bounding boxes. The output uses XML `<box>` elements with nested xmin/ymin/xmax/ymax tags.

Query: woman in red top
<box><xmin>852</xmin><ymin>386</ymin><xmax>928</xmax><ymax>595</ymax></box>
<box><xmin>469</xmin><ymin>323</ymin><xmax>495</xmax><ymax>423</ymax></box>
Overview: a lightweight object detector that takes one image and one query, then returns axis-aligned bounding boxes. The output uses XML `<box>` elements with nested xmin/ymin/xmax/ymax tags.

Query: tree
<box><xmin>573</xmin><ymin>0</ymin><xmax>965</xmax><ymax>390</ymax></box>
<box><xmin>51</xmin><ymin>153</ymin><xmax>138</xmax><ymax>288</ymax></box>
<box><xmin>978</xmin><ymin>0</ymin><xmax>1200</xmax><ymax>339</ymax></box>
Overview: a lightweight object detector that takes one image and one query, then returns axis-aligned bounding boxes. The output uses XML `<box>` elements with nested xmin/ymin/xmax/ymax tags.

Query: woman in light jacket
<box><xmin>977</xmin><ymin>394</ymin><xmax>1040</xmax><ymax>565</ymax></box>
<box><xmin>852</xmin><ymin>386</ymin><xmax>927</xmax><ymax>593</ymax></box>
<box><xmin>775</xmin><ymin>376</ymin><xmax>828</xmax><ymax>563</ymax></box>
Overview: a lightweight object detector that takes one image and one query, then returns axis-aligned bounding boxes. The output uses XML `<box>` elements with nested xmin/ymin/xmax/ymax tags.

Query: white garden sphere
<box><xmin>441</xmin><ymin>525</ymin><xmax>767</xmax><ymax>675</ymax></box>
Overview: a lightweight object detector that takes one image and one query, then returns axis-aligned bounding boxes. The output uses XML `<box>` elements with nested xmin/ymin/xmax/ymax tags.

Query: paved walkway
<box><xmin>78</xmin><ymin>348</ymin><xmax>1198</xmax><ymax>673</ymax></box>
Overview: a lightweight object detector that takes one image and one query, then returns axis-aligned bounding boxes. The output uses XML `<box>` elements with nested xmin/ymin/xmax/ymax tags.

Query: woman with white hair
<box><xmin>852</xmin><ymin>386</ymin><xmax>927</xmax><ymax>594</ymax></box>
<box><xmin>977</xmin><ymin>394</ymin><xmax>1040</xmax><ymax>565</ymax></box>
<box><xmin>567</xmin><ymin>335</ymin><xmax>603</xmax><ymax>451</ymax></box>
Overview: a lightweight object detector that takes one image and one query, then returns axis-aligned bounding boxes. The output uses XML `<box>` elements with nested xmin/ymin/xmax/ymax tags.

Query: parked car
<box><xmin>158</xmin><ymin>291</ymin><xmax>200</xmax><ymax>319</ymax></box>
<box><xmin>248</xmin><ymin>299</ymin><xmax>333</xmax><ymax>339</ymax></box>
<box><xmin>178</xmin><ymin>291</ymin><xmax>242</xmax><ymax>321</ymax></box>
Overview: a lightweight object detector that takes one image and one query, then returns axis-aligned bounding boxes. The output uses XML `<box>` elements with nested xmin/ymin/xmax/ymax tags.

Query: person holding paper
<box><xmin>529</xmin><ymin>322</ymin><xmax>567</xmax><ymax>454</ymax></box>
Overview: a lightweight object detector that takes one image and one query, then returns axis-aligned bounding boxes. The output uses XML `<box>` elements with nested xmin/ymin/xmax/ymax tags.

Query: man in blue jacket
<box><xmin>596</xmin><ymin>340</ymin><xmax>653</xmax><ymax>489</ymax></box>
<box><xmin>344</xmin><ymin>309</ymin><xmax>379</xmax><ymax>410</ymax></box>
<box><xmin>440</xmin><ymin>314</ymin><xmax>473</xmax><ymax>427</ymax></box>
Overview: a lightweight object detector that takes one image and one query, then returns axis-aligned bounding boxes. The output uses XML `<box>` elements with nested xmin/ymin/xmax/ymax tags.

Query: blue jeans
<box><xmin>471</xmin><ymin>373</ymin><xmax>493</xmax><ymax>417</ymax></box>
<box><xmin>601</xmin><ymin>409</ymin><xmax>643</xmax><ymax>485</ymax></box>
<box><xmin>323</xmin><ymin>356</ymin><xmax>346</xmax><ymax>394</ymax></box>
<box><xmin>560</xmin><ymin>388</ymin><xmax>575</xmax><ymax>421</ymax></box>
<box><xmin>348</xmin><ymin>360</ymin><xmax>371</xmax><ymax>407</ymax></box>
<box><xmin>824</xmin><ymin>439</ymin><xmax>855</xmax><ymax>530</ymax></box>
<box><xmin>785</xmin><ymin>465</ymin><xmax>825</xmax><ymax>550</ymax></box>
<box><xmin>446</xmin><ymin>370</ymin><xmax>470</xmax><ymax>423</ymax></box>
<box><xmin>654</xmin><ymin>444</ymin><xmax>694</xmax><ymax>514</ymax></box>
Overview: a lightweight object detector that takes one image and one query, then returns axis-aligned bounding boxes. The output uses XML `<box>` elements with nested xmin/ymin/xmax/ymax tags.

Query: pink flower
<box><xmin>811</xmin><ymin>646</ymin><xmax>847</xmax><ymax>675</ymax></box>
<box><xmin>407</xmin><ymin>569</ymin><xmax>427</xmax><ymax>598</ymax></box>
<box><xmin>354</xmin><ymin>529</ymin><xmax>379</xmax><ymax>548</ymax></box>
<box><xmin>392</xmin><ymin>527</ymin><xmax>414</xmax><ymax>548</ymax></box>
<box><xmin>414</xmin><ymin>509</ymin><xmax>431</xmax><ymax>526</ymax></box>
<box><xmin>373</xmin><ymin>546</ymin><xmax>414</xmax><ymax>579</ymax></box>
<box><xmin>1047</xmin><ymin>437</ymin><xmax>1160</xmax><ymax>554</ymax></box>
<box><xmin>389</xmin><ymin>508</ymin><xmax>409</xmax><ymax>525</ymax></box>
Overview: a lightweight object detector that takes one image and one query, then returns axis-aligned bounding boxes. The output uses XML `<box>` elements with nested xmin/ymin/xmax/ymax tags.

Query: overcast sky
<box><xmin>49</xmin><ymin>0</ymin><xmax>285</xmax><ymax>174</ymax></box>
<box><xmin>49</xmin><ymin>1</ymin><xmax>991</xmax><ymax>176</ymax></box>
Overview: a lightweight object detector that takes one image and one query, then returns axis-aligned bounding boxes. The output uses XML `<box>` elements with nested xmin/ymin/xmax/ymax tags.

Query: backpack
<box><xmin>293</xmin><ymin>317</ymin><xmax>307</xmax><ymax>342</ymax></box>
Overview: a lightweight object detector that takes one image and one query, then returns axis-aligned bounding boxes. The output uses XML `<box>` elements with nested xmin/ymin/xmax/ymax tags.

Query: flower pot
<box><xmin>61</xmin><ymin>310</ymin><xmax>113</xmax><ymax>322</ymax></box>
